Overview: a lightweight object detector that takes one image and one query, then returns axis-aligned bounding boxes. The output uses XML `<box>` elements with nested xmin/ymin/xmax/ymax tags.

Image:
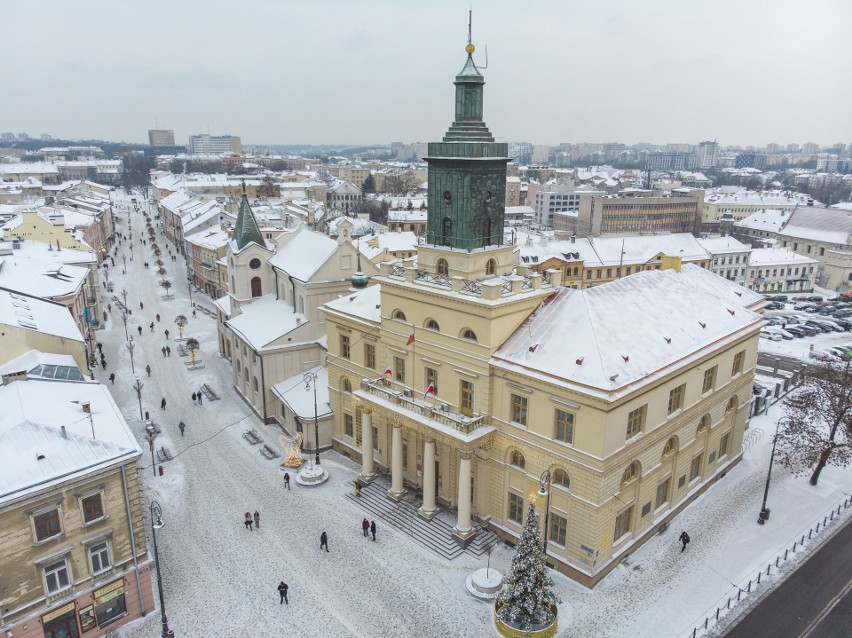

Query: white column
<box><xmin>454</xmin><ymin>450</ymin><xmax>474</xmax><ymax>538</ymax></box>
<box><xmin>359</xmin><ymin>411</ymin><xmax>375</xmax><ymax>483</ymax></box>
<box><xmin>418</xmin><ymin>438</ymin><xmax>437</xmax><ymax>519</ymax></box>
<box><xmin>388</xmin><ymin>424</ymin><xmax>407</xmax><ymax>501</ymax></box>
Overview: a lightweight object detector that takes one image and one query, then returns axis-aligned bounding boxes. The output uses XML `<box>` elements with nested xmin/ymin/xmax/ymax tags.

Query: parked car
<box><xmin>809</xmin><ymin>350</ymin><xmax>841</xmax><ymax>362</ymax></box>
<box><xmin>781</xmin><ymin>315</ymin><xmax>802</xmax><ymax>324</ymax></box>
<box><xmin>808</xmin><ymin>295</ymin><xmax>824</xmax><ymax>302</ymax></box>
<box><xmin>806</xmin><ymin>320</ymin><xmax>842</xmax><ymax>333</ymax></box>
<box><xmin>797</xmin><ymin>325</ymin><xmax>820</xmax><ymax>336</ymax></box>
<box><xmin>793</xmin><ymin>303</ymin><xmax>813</xmax><ymax>311</ymax></box>
<box><xmin>760</xmin><ymin>330</ymin><xmax>782</xmax><ymax>341</ymax></box>
<box><xmin>766</xmin><ymin>295</ymin><xmax>788</xmax><ymax>302</ymax></box>
<box><xmin>828</xmin><ymin>347</ymin><xmax>852</xmax><ymax>360</ymax></box>
<box><xmin>792</xmin><ymin>296</ymin><xmax>810</xmax><ymax>302</ymax></box>
<box><xmin>766</xmin><ymin>328</ymin><xmax>794</xmax><ymax>340</ymax></box>
<box><xmin>805</xmin><ymin>306</ymin><xmax>820</xmax><ymax>313</ymax></box>
<box><xmin>766</xmin><ymin>302</ymin><xmax>786</xmax><ymax>310</ymax></box>
<box><xmin>818</xmin><ymin>308</ymin><xmax>835</xmax><ymax>316</ymax></box>
<box><xmin>832</xmin><ymin>319</ymin><xmax>852</xmax><ymax>330</ymax></box>
<box><xmin>784</xmin><ymin>326</ymin><xmax>807</xmax><ymax>338</ymax></box>
<box><xmin>834</xmin><ymin>308</ymin><xmax>852</xmax><ymax>319</ymax></box>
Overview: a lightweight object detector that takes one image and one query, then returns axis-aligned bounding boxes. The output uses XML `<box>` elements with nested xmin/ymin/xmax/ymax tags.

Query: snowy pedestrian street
<box><xmin>101</xmin><ymin>196</ymin><xmax>851</xmax><ymax>638</ymax></box>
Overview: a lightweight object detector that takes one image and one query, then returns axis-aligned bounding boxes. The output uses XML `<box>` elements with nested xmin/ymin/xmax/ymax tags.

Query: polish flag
<box><xmin>406</xmin><ymin>331</ymin><xmax>415</xmax><ymax>346</ymax></box>
<box><xmin>424</xmin><ymin>383</ymin><xmax>435</xmax><ymax>398</ymax></box>
<box><xmin>384</xmin><ymin>367</ymin><xmax>392</xmax><ymax>376</ymax></box>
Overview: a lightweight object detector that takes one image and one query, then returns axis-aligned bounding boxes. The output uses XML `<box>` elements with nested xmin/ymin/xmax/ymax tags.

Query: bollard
<box><xmin>727</xmin><ymin>597</ymin><xmax>731</xmax><ymax>609</ymax></box>
<box><xmin>757</xmin><ymin>572</ymin><xmax>762</xmax><ymax>584</ymax></box>
<box><xmin>830</xmin><ymin>511</ymin><xmax>834</xmax><ymax>521</ymax></box>
<box><xmin>785</xmin><ymin>549</ymin><xmax>789</xmax><ymax>559</ymax></box>
<box><xmin>767</xmin><ymin>565</ymin><xmax>771</xmax><ymax>575</ymax></box>
<box><xmin>816</xmin><ymin>522</ymin><xmax>821</xmax><ymax>533</ymax></box>
<box><xmin>824</xmin><ymin>516</ymin><xmax>828</xmax><ymax>525</ymax></box>
<box><xmin>693</xmin><ymin>629</ymin><xmax>697</xmax><ymax>638</ymax></box>
<box><xmin>838</xmin><ymin>505</ymin><xmax>842</xmax><ymax>515</ymax></box>
<box><xmin>776</xmin><ymin>557</ymin><xmax>780</xmax><ymax>567</ymax></box>
<box><xmin>747</xmin><ymin>581</ymin><xmax>752</xmax><ymax>592</ymax></box>
<box><xmin>716</xmin><ymin>608</ymin><xmax>720</xmax><ymax>620</ymax></box>
<box><xmin>159</xmin><ymin>465</ymin><xmax>163</xmax><ymax>476</ymax></box>
<box><xmin>801</xmin><ymin>535</ymin><xmax>805</xmax><ymax>544</ymax></box>
<box><xmin>809</xmin><ymin>529</ymin><xmax>813</xmax><ymax>539</ymax></box>
<box><xmin>737</xmin><ymin>589</ymin><xmax>742</xmax><ymax>601</ymax></box>
<box><xmin>705</xmin><ymin>618</ymin><xmax>709</xmax><ymax>629</ymax></box>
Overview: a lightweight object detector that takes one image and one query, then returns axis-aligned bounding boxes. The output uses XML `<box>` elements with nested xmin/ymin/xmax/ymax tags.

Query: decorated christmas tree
<box><xmin>497</xmin><ymin>502</ymin><xmax>560</xmax><ymax>630</ymax></box>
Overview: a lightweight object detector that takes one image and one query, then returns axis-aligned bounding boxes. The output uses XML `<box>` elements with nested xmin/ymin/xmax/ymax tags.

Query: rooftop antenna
<box><xmin>466</xmin><ymin>10</ymin><xmax>487</xmax><ymax>69</ymax></box>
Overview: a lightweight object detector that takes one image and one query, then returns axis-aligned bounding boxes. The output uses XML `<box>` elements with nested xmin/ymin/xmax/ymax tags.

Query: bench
<box><xmin>260</xmin><ymin>444</ymin><xmax>280</xmax><ymax>460</ymax></box>
<box><xmin>156</xmin><ymin>446</ymin><xmax>173</xmax><ymax>462</ymax></box>
<box><xmin>177</xmin><ymin>344</ymin><xmax>189</xmax><ymax>357</ymax></box>
<box><xmin>243</xmin><ymin>429</ymin><xmax>263</xmax><ymax>445</ymax></box>
<box><xmin>200</xmin><ymin>383</ymin><xmax>220</xmax><ymax>401</ymax></box>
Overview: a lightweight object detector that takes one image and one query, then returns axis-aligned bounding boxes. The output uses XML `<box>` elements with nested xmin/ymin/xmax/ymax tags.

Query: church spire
<box><xmin>232</xmin><ymin>179</ymin><xmax>265</xmax><ymax>250</ymax></box>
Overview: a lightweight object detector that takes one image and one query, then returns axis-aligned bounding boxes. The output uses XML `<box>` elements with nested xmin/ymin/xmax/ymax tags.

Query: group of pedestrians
<box><xmin>361</xmin><ymin>518</ymin><xmax>377</xmax><ymax>541</ymax></box>
<box><xmin>192</xmin><ymin>390</ymin><xmax>205</xmax><ymax>405</ymax></box>
<box><xmin>244</xmin><ymin>511</ymin><xmax>261</xmax><ymax>530</ymax></box>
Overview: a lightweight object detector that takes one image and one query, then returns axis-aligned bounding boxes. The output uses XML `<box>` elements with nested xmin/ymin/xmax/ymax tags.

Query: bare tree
<box><xmin>162</xmin><ymin>279</ymin><xmax>172</xmax><ymax>299</ymax></box>
<box><xmin>186</xmin><ymin>338</ymin><xmax>200</xmax><ymax>367</ymax></box>
<box><xmin>386</xmin><ymin>171</ymin><xmax>419</xmax><ymax>196</ymax></box>
<box><xmin>777</xmin><ymin>360</ymin><xmax>852</xmax><ymax>485</ymax></box>
<box><xmin>175</xmin><ymin>314</ymin><xmax>188</xmax><ymax>338</ymax></box>
<box><xmin>257</xmin><ymin>175</ymin><xmax>279</xmax><ymax>198</ymax></box>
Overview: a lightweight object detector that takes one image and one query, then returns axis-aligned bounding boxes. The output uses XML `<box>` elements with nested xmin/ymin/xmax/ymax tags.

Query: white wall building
<box><xmin>746</xmin><ymin>247</ymin><xmax>818</xmax><ymax>293</ymax></box>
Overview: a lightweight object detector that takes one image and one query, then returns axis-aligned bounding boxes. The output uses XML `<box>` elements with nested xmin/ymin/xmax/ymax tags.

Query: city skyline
<box><xmin>2</xmin><ymin>0</ymin><xmax>850</xmax><ymax>147</ymax></box>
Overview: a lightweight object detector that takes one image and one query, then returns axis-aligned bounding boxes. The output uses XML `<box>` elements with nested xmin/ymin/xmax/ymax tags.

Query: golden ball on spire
<box><xmin>465</xmin><ymin>43</ymin><xmax>475</xmax><ymax>55</ymax></box>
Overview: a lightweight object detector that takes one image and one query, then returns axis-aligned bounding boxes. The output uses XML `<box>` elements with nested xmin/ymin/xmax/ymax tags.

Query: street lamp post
<box><xmin>132</xmin><ymin>377</ymin><xmax>144</xmax><ymax>420</ymax></box>
<box><xmin>538</xmin><ymin>469</ymin><xmax>552</xmax><ymax>563</ymax></box>
<box><xmin>145</xmin><ymin>423</ymin><xmax>157</xmax><ymax>478</ymax></box>
<box><xmin>758</xmin><ymin>418</ymin><xmax>784</xmax><ymax>525</ymax></box>
<box><xmin>304</xmin><ymin>371</ymin><xmax>320</xmax><ymax>466</ymax></box>
<box><xmin>127</xmin><ymin>337</ymin><xmax>136</xmax><ymax>374</ymax></box>
<box><xmin>122</xmin><ymin>254</ymin><xmax>127</xmax><ymax>274</ymax></box>
<box><xmin>122</xmin><ymin>288</ymin><xmax>129</xmax><ymax>311</ymax></box>
<box><xmin>149</xmin><ymin>501</ymin><xmax>173</xmax><ymax>638</ymax></box>
<box><xmin>121</xmin><ymin>310</ymin><xmax>129</xmax><ymax>341</ymax></box>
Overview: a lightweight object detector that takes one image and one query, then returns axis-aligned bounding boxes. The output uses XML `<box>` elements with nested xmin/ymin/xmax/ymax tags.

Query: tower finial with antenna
<box><xmin>465</xmin><ymin>10</ymin><xmax>475</xmax><ymax>56</ymax></box>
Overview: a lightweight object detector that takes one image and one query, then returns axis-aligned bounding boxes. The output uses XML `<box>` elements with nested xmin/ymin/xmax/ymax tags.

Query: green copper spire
<box><xmin>233</xmin><ymin>184</ymin><xmax>265</xmax><ymax>251</ymax></box>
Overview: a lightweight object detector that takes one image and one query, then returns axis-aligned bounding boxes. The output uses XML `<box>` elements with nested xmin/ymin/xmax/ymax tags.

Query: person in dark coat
<box><xmin>162</xmin><ymin>347</ymin><xmax>167</xmax><ymax>357</ymax></box>
<box><xmin>245</xmin><ymin>512</ymin><xmax>253</xmax><ymax>530</ymax></box>
<box><xmin>160</xmin><ymin>397</ymin><xmax>167</xmax><ymax>410</ymax></box>
<box><xmin>165</xmin><ymin>329</ymin><xmax>170</xmax><ymax>340</ymax></box>
<box><xmin>178</xmin><ymin>421</ymin><xmax>185</xmax><ymax>437</ymax></box>
<box><xmin>166</xmin><ymin>346</ymin><xmax>171</xmax><ymax>357</ymax></box>
<box><xmin>146</xmin><ymin>364</ymin><xmax>151</xmax><ymax>377</ymax></box>
<box><xmin>156</xmin><ymin>313</ymin><xmax>161</xmax><ymax>322</ymax></box>
<box><xmin>370</xmin><ymin>520</ymin><xmax>377</xmax><ymax>541</ymax></box>
<box><xmin>320</xmin><ymin>531</ymin><xmax>329</xmax><ymax>552</ymax></box>
<box><xmin>137</xmin><ymin>325</ymin><xmax>143</xmax><ymax>336</ymax></box>
<box><xmin>197</xmin><ymin>390</ymin><xmax>203</xmax><ymax>405</ymax></box>
<box><xmin>361</xmin><ymin>518</ymin><xmax>369</xmax><ymax>538</ymax></box>
<box><xmin>283</xmin><ymin>473</ymin><xmax>290</xmax><ymax>490</ymax></box>
<box><xmin>140</xmin><ymin>301</ymin><xmax>144</xmax><ymax>310</ymax></box>
<box><xmin>192</xmin><ymin>392</ymin><xmax>197</xmax><ymax>404</ymax></box>
<box><xmin>679</xmin><ymin>531</ymin><xmax>690</xmax><ymax>552</ymax></box>
<box><xmin>149</xmin><ymin>322</ymin><xmax>154</xmax><ymax>332</ymax></box>
<box><xmin>109</xmin><ymin>372</ymin><xmax>115</xmax><ymax>384</ymax></box>
<box><xmin>254</xmin><ymin>511</ymin><xmax>260</xmax><ymax>529</ymax></box>
<box><xmin>278</xmin><ymin>581</ymin><xmax>288</xmax><ymax>605</ymax></box>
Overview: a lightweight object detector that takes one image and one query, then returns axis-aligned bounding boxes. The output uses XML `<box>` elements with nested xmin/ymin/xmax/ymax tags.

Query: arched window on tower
<box><xmin>442</xmin><ymin>218</ymin><xmax>452</xmax><ymax>246</ymax></box>
<box><xmin>485</xmin><ymin>259</ymin><xmax>496</xmax><ymax>276</ymax></box>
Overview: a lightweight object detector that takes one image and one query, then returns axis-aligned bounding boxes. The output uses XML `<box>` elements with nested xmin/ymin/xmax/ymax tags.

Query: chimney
<box><xmin>661</xmin><ymin>255</ymin><xmax>683</xmax><ymax>272</ymax></box>
<box><xmin>81</xmin><ymin>401</ymin><xmax>91</xmax><ymax>413</ymax></box>
<box><xmin>61</xmin><ymin>425</ymin><xmax>68</xmax><ymax>439</ymax></box>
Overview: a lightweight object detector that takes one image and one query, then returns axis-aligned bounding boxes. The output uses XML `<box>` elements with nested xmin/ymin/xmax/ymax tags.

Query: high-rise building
<box><xmin>697</xmin><ymin>141</ymin><xmax>719</xmax><ymax>168</ymax></box>
<box><xmin>188</xmin><ymin>134</ymin><xmax>241</xmax><ymax>155</ymax></box>
<box><xmin>765</xmin><ymin>143</ymin><xmax>780</xmax><ymax>154</ymax></box>
<box><xmin>508</xmin><ymin>142</ymin><xmax>532</xmax><ymax>165</ymax></box>
<box><xmin>646</xmin><ymin>152</ymin><xmax>697</xmax><ymax>171</ymax></box>
<box><xmin>148</xmin><ymin>129</ymin><xmax>176</xmax><ymax>147</ymax></box>
<box><xmin>801</xmin><ymin>142</ymin><xmax>819</xmax><ymax>155</ymax></box>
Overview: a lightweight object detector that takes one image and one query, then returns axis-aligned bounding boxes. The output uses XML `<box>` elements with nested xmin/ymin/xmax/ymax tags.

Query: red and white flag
<box><xmin>384</xmin><ymin>367</ymin><xmax>392</xmax><ymax>376</ymax></box>
<box><xmin>424</xmin><ymin>383</ymin><xmax>435</xmax><ymax>398</ymax></box>
<box><xmin>406</xmin><ymin>331</ymin><xmax>415</xmax><ymax>346</ymax></box>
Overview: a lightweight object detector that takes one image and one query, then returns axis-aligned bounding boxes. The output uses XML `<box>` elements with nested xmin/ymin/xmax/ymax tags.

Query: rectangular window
<box><xmin>690</xmin><ymin>455</ymin><xmax>702</xmax><ymax>481</ymax></box>
<box><xmin>508</xmin><ymin>493</ymin><xmax>524</xmax><ymax>524</ymax></box>
<box><xmin>703</xmin><ymin>366</ymin><xmax>717</xmax><ymax>393</ymax></box>
<box><xmin>460</xmin><ymin>379</ymin><xmax>475</xmax><ymax>416</ymax></box>
<box><xmin>44</xmin><ymin>559</ymin><xmax>71</xmax><ymax>594</ymax></box>
<box><xmin>708</xmin><ymin>450</ymin><xmax>717</xmax><ymax>464</ymax></box>
<box><xmin>554</xmin><ymin>409</ymin><xmax>575</xmax><ymax>444</ymax></box>
<box><xmin>89</xmin><ymin>541</ymin><xmax>111</xmax><ymax>574</ymax></box>
<box><xmin>667</xmin><ymin>384</ymin><xmax>685</xmax><ymax>415</ymax></box>
<box><xmin>344</xmin><ymin>413</ymin><xmax>354</xmax><ymax>438</ymax></box>
<box><xmin>82</xmin><ymin>493</ymin><xmax>104</xmax><ymax>524</ymax></box>
<box><xmin>372</xmin><ymin>426</ymin><xmax>379</xmax><ymax>451</ymax></box>
<box><xmin>511</xmin><ymin>394</ymin><xmax>528</xmax><ymax>426</ymax></box>
<box><xmin>340</xmin><ymin>335</ymin><xmax>350</xmax><ymax>360</ymax></box>
<box><xmin>626</xmin><ymin>405</ymin><xmax>646</xmax><ymax>438</ymax></box>
<box><xmin>355</xmin><ymin>420</ymin><xmax>362</xmax><ymax>446</ymax></box>
<box><xmin>732</xmin><ymin>351</ymin><xmax>745</xmax><ymax>376</ymax></box>
<box><xmin>549</xmin><ymin>512</ymin><xmax>567</xmax><ymax>546</ymax></box>
<box><xmin>614</xmin><ymin>506</ymin><xmax>633</xmax><ymax>540</ymax></box>
<box><xmin>34</xmin><ymin>509</ymin><xmax>62</xmax><ymax>542</ymax></box>
<box><xmin>655</xmin><ymin>478</ymin><xmax>671</xmax><ymax>509</ymax></box>
<box><xmin>402</xmin><ymin>443</ymin><xmax>408</xmax><ymax>469</ymax></box>
<box><xmin>425</xmin><ymin>367</ymin><xmax>438</xmax><ymax>397</ymax></box>
<box><xmin>394</xmin><ymin>356</ymin><xmax>406</xmax><ymax>384</ymax></box>
<box><xmin>364</xmin><ymin>343</ymin><xmax>375</xmax><ymax>370</ymax></box>
<box><xmin>719</xmin><ymin>432</ymin><xmax>730</xmax><ymax>458</ymax></box>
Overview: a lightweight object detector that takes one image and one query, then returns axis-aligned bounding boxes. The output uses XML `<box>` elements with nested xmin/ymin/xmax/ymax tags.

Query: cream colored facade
<box><xmin>0</xmin><ymin>322</ymin><xmax>88</xmax><ymax>372</ymax></box>
<box><xmin>2</xmin><ymin>210</ymin><xmax>92</xmax><ymax>252</ymax></box>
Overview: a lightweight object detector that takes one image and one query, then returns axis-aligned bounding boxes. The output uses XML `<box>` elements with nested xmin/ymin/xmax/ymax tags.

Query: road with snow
<box><xmin>100</xmin><ymin>192</ymin><xmax>852</xmax><ymax>638</ymax></box>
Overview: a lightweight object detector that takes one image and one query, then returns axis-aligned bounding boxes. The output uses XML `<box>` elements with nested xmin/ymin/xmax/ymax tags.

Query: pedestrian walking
<box><xmin>361</xmin><ymin>518</ymin><xmax>369</xmax><ymax>538</ymax></box>
<box><xmin>197</xmin><ymin>390</ymin><xmax>203</xmax><ymax>405</ymax></box>
<box><xmin>245</xmin><ymin>512</ymin><xmax>253</xmax><ymax>531</ymax></box>
<box><xmin>156</xmin><ymin>313</ymin><xmax>160</xmax><ymax>322</ymax></box>
<box><xmin>146</xmin><ymin>364</ymin><xmax>151</xmax><ymax>377</ymax></box>
<box><xmin>165</xmin><ymin>329</ymin><xmax>170</xmax><ymax>340</ymax></box>
<box><xmin>278</xmin><ymin>581</ymin><xmax>289</xmax><ymax>605</ymax></box>
<box><xmin>107</xmin><ymin>303</ymin><xmax>112</xmax><ymax>313</ymax></box>
<box><xmin>160</xmin><ymin>397</ymin><xmax>167</xmax><ymax>410</ymax></box>
<box><xmin>100</xmin><ymin>358</ymin><xmax>107</xmax><ymax>369</ymax></box>
<box><xmin>162</xmin><ymin>347</ymin><xmax>167</xmax><ymax>357</ymax></box>
<box><xmin>354</xmin><ymin>483</ymin><xmax>361</xmax><ymax>497</ymax></box>
<box><xmin>137</xmin><ymin>325</ymin><xmax>142</xmax><ymax>336</ymax></box>
<box><xmin>166</xmin><ymin>346</ymin><xmax>171</xmax><ymax>357</ymax></box>
<box><xmin>254</xmin><ymin>511</ymin><xmax>260</xmax><ymax>529</ymax></box>
<box><xmin>178</xmin><ymin>421</ymin><xmax>185</xmax><ymax>437</ymax></box>
<box><xmin>97</xmin><ymin>343</ymin><xmax>103</xmax><ymax>353</ymax></box>
<box><xmin>192</xmin><ymin>309</ymin><xmax>197</xmax><ymax>318</ymax></box>
<box><xmin>320</xmin><ymin>531</ymin><xmax>329</xmax><ymax>552</ymax></box>
<box><xmin>283</xmin><ymin>473</ymin><xmax>290</xmax><ymax>490</ymax></box>
<box><xmin>679</xmin><ymin>531</ymin><xmax>690</xmax><ymax>552</ymax></box>
<box><xmin>370</xmin><ymin>520</ymin><xmax>377</xmax><ymax>541</ymax></box>
<box><xmin>140</xmin><ymin>302</ymin><xmax>144</xmax><ymax>310</ymax></box>
<box><xmin>149</xmin><ymin>322</ymin><xmax>154</xmax><ymax>332</ymax></box>
<box><xmin>192</xmin><ymin>392</ymin><xmax>197</xmax><ymax>404</ymax></box>
<box><xmin>109</xmin><ymin>372</ymin><xmax>115</xmax><ymax>384</ymax></box>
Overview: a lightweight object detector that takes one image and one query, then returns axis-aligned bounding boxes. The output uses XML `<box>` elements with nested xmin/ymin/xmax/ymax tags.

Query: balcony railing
<box><xmin>360</xmin><ymin>378</ymin><xmax>488</xmax><ymax>436</ymax></box>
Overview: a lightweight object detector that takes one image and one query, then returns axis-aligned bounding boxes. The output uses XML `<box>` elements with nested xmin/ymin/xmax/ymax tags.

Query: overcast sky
<box><xmin>3</xmin><ymin>0</ymin><xmax>851</xmax><ymax>148</ymax></box>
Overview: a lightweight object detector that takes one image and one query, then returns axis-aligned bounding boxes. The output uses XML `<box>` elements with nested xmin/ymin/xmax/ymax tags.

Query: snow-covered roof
<box><xmin>0</xmin><ymin>253</ymin><xmax>88</xmax><ymax>299</ymax></box>
<box><xmin>367</xmin><ymin>231</ymin><xmax>418</xmax><ymax>253</ymax></box>
<box><xmin>748</xmin><ymin>247</ymin><xmax>819</xmax><ymax>267</ymax></box>
<box><xmin>0</xmin><ymin>379</ymin><xmax>141</xmax><ymax>502</ymax></box>
<box><xmin>492</xmin><ymin>265</ymin><xmax>763</xmax><ymax>396</ymax></box>
<box><xmin>778</xmin><ymin>204</ymin><xmax>852</xmax><ymax>246</ymax></box>
<box><xmin>225</xmin><ymin>295</ymin><xmax>307</xmax><ymax>351</ymax></box>
<box><xmin>704</xmin><ymin>188</ymin><xmax>812</xmax><ymax>207</ymax></box>
<box><xmin>0</xmin><ymin>239</ymin><xmax>96</xmax><ymax>266</ymax></box>
<box><xmin>734</xmin><ymin>208</ymin><xmax>791</xmax><ymax>233</ymax></box>
<box><xmin>213</xmin><ymin>294</ymin><xmax>232</xmax><ymax>318</ymax></box>
<box><xmin>388</xmin><ymin>210</ymin><xmax>428</xmax><ymax>222</ymax></box>
<box><xmin>0</xmin><ymin>289</ymin><xmax>83</xmax><ymax>341</ymax></box>
<box><xmin>268</xmin><ymin>226</ymin><xmax>338</xmax><ymax>281</ymax></box>
<box><xmin>322</xmin><ymin>284</ymin><xmax>381</xmax><ymax>324</ymax></box>
<box><xmin>185</xmin><ymin>226</ymin><xmax>231</xmax><ymax>251</ymax></box>
<box><xmin>695</xmin><ymin>237</ymin><xmax>752</xmax><ymax>255</ymax></box>
<box><xmin>272</xmin><ymin>365</ymin><xmax>332</xmax><ymax>420</ymax></box>
<box><xmin>0</xmin><ymin>350</ymin><xmax>84</xmax><ymax>381</ymax></box>
<box><xmin>589</xmin><ymin>234</ymin><xmax>708</xmax><ymax>266</ymax></box>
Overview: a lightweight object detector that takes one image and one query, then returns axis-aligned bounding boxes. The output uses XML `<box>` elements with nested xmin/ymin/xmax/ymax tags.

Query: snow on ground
<box><xmin>103</xmin><ymin>194</ymin><xmax>851</xmax><ymax>638</ymax></box>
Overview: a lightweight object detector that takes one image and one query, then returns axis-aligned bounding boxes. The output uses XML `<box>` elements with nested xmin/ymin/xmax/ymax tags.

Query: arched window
<box><xmin>510</xmin><ymin>450</ymin><xmax>526</xmax><ymax>469</ymax></box>
<box><xmin>436</xmin><ymin>258</ymin><xmax>449</xmax><ymax>276</ymax></box>
<box><xmin>485</xmin><ymin>258</ymin><xmax>496</xmax><ymax>276</ymax></box>
<box><xmin>236</xmin><ymin>359</ymin><xmax>241</xmax><ymax>375</ymax></box>
<box><xmin>250</xmin><ymin>276</ymin><xmax>262</xmax><ymax>297</ymax></box>
<box><xmin>697</xmin><ymin>414</ymin><xmax>710</xmax><ymax>433</ymax></box>
<box><xmin>425</xmin><ymin>319</ymin><xmax>440</xmax><ymax>331</ymax></box>
<box><xmin>249</xmin><ymin>258</ymin><xmax>261</xmax><ymax>270</ymax></box>
<box><xmin>442</xmin><ymin>217</ymin><xmax>452</xmax><ymax>245</ymax></box>
<box><xmin>553</xmin><ymin>468</ymin><xmax>570</xmax><ymax>489</ymax></box>
<box><xmin>726</xmin><ymin>396</ymin><xmax>738</xmax><ymax>413</ymax></box>
<box><xmin>341</xmin><ymin>378</ymin><xmax>352</xmax><ymax>393</ymax></box>
<box><xmin>460</xmin><ymin>328</ymin><xmax>477</xmax><ymax>342</ymax></box>
<box><xmin>253</xmin><ymin>377</ymin><xmax>259</xmax><ymax>393</ymax></box>
<box><xmin>621</xmin><ymin>462</ymin><xmax>639</xmax><ymax>486</ymax></box>
<box><xmin>662</xmin><ymin>437</ymin><xmax>678</xmax><ymax>458</ymax></box>
<box><xmin>392</xmin><ymin>309</ymin><xmax>407</xmax><ymax>321</ymax></box>
<box><xmin>243</xmin><ymin>368</ymin><xmax>249</xmax><ymax>384</ymax></box>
